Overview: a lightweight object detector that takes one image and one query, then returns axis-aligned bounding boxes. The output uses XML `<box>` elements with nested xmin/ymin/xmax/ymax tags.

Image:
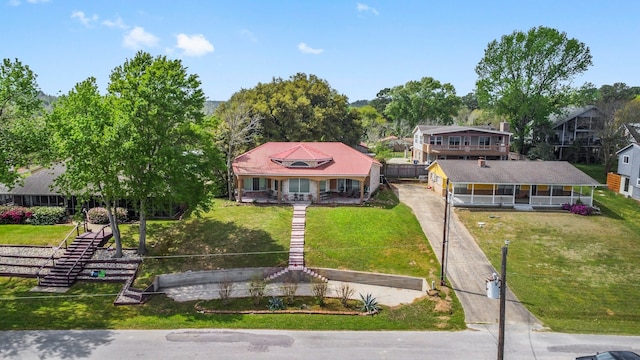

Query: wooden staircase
<box><xmin>38</xmin><ymin>229</ymin><xmax>112</xmax><ymax>288</ymax></box>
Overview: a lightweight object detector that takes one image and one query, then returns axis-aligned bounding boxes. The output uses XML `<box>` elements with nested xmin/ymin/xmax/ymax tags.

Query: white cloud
<box><xmin>123</xmin><ymin>26</ymin><xmax>159</xmax><ymax>49</ymax></box>
<box><xmin>298</xmin><ymin>42</ymin><xmax>323</xmax><ymax>55</ymax></box>
<box><xmin>175</xmin><ymin>34</ymin><xmax>214</xmax><ymax>57</ymax></box>
<box><xmin>240</xmin><ymin>29</ymin><xmax>257</xmax><ymax>43</ymax></box>
<box><xmin>356</xmin><ymin>2</ymin><xmax>379</xmax><ymax>15</ymax></box>
<box><xmin>71</xmin><ymin>10</ymin><xmax>98</xmax><ymax>27</ymax></box>
<box><xmin>102</xmin><ymin>16</ymin><xmax>129</xmax><ymax>30</ymax></box>
<box><xmin>8</xmin><ymin>0</ymin><xmax>21</xmax><ymax>6</ymax></box>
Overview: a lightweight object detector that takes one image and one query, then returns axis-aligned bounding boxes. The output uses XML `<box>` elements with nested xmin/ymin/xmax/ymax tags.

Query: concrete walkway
<box><xmin>392</xmin><ymin>182</ymin><xmax>544</xmax><ymax>328</ymax></box>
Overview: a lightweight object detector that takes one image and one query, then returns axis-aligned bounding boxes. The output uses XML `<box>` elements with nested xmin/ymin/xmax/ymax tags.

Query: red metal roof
<box><xmin>232</xmin><ymin>142</ymin><xmax>381</xmax><ymax>177</ymax></box>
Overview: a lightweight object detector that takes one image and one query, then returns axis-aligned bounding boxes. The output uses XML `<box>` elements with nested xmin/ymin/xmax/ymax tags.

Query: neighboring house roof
<box><xmin>616</xmin><ymin>142</ymin><xmax>640</xmax><ymax>155</ymax></box>
<box><xmin>414</xmin><ymin>125</ymin><xmax>511</xmax><ymax>136</ymax></box>
<box><xmin>549</xmin><ymin>105</ymin><xmax>599</xmax><ymax>128</ymax></box>
<box><xmin>232</xmin><ymin>142</ymin><xmax>381</xmax><ymax>178</ymax></box>
<box><xmin>622</xmin><ymin>123</ymin><xmax>640</xmax><ymax>143</ymax></box>
<box><xmin>427</xmin><ymin>160</ymin><xmax>600</xmax><ymax>185</ymax></box>
<box><xmin>0</xmin><ymin>163</ymin><xmax>64</xmax><ymax>195</ymax></box>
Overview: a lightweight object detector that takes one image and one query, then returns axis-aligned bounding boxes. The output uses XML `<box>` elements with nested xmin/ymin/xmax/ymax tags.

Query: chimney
<box><xmin>499</xmin><ymin>121</ymin><xmax>510</xmax><ymax>132</ymax></box>
<box><xmin>478</xmin><ymin>158</ymin><xmax>486</xmax><ymax>168</ymax></box>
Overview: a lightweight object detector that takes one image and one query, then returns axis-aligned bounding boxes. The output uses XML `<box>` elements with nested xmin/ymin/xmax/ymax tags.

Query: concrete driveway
<box><xmin>392</xmin><ymin>182</ymin><xmax>544</xmax><ymax>329</ymax></box>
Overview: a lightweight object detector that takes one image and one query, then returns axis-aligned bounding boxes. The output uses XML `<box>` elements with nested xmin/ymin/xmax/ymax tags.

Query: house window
<box><xmin>319</xmin><ymin>180</ymin><xmax>327</xmax><ymax>192</ymax></box>
<box><xmin>479</xmin><ymin>136</ymin><xmax>491</xmax><ymax>147</ymax></box>
<box><xmin>429</xmin><ymin>136</ymin><xmax>442</xmax><ymax>145</ymax></box>
<box><xmin>464</xmin><ymin>136</ymin><xmax>470</xmax><ymax>146</ymax></box>
<box><xmin>636</xmin><ymin>178</ymin><xmax>640</xmax><ymax>187</ymax></box>
<box><xmin>448</xmin><ymin>136</ymin><xmax>461</xmax><ymax>148</ymax></box>
<box><xmin>337</xmin><ymin>179</ymin><xmax>360</xmax><ymax>192</ymax></box>
<box><xmin>497</xmin><ymin>185</ymin><xmax>514</xmax><ymax>195</ymax></box>
<box><xmin>290</xmin><ymin>161</ymin><xmax>310</xmax><ymax>167</ymax></box>
<box><xmin>243</xmin><ymin>178</ymin><xmax>266</xmax><ymax>191</ymax></box>
<box><xmin>623</xmin><ymin>178</ymin><xmax>630</xmax><ymax>192</ymax></box>
<box><xmin>622</xmin><ymin>155</ymin><xmax>630</xmax><ymax>164</ymax></box>
<box><xmin>289</xmin><ymin>178</ymin><xmax>310</xmax><ymax>193</ymax></box>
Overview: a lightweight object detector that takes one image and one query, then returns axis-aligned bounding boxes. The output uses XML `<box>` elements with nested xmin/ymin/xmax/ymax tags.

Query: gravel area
<box><xmin>0</xmin><ymin>246</ymin><xmax>141</xmax><ymax>276</ymax></box>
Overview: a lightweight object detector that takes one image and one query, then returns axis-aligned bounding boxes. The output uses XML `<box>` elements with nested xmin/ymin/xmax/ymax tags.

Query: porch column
<box><xmin>277</xmin><ymin>180</ymin><xmax>282</xmax><ymax>204</ymax></box>
<box><xmin>316</xmin><ymin>180</ymin><xmax>320</xmax><ymax>203</ymax></box>
<box><xmin>528</xmin><ymin>185</ymin><xmax>533</xmax><ymax>205</ymax></box>
<box><xmin>570</xmin><ymin>187</ymin><xmax>575</xmax><ymax>205</ymax></box>
<box><xmin>359</xmin><ymin>179</ymin><xmax>365</xmax><ymax>204</ymax></box>
<box><xmin>237</xmin><ymin>176</ymin><xmax>243</xmax><ymax>202</ymax></box>
<box><xmin>589</xmin><ymin>186</ymin><xmax>594</xmax><ymax>207</ymax></box>
<box><xmin>470</xmin><ymin>183</ymin><xmax>474</xmax><ymax>204</ymax></box>
<box><xmin>492</xmin><ymin>184</ymin><xmax>496</xmax><ymax>205</ymax></box>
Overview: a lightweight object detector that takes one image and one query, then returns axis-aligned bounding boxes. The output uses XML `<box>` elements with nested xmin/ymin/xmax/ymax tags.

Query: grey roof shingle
<box><xmin>430</xmin><ymin>160</ymin><xmax>601</xmax><ymax>185</ymax></box>
<box><xmin>0</xmin><ymin>164</ymin><xmax>64</xmax><ymax>195</ymax></box>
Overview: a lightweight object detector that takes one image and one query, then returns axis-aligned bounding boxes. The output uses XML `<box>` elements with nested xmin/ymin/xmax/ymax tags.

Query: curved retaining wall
<box><xmin>154</xmin><ymin>267</ymin><xmax>426</xmax><ymax>293</ymax></box>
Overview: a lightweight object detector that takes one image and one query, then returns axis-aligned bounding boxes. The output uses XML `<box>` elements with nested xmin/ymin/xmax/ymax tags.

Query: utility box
<box><xmin>486</xmin><ymin>273</ymin><xmax>500</xmax><ymax>299</ymax></box>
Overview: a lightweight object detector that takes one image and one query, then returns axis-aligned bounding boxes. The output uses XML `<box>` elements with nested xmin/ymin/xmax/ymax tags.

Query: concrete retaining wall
<box><xmin>154</xmin><ymin>267</ymin><xmax>280</xmax><ymax>290</ymax></box>
<box><xmin>309</xmin><ymin>267</ymin><xmax>427</xmax><ymax>292</ymax></box>
<box><xmin>154</xmin><ymin>267</ymin><xmax>427</xmax><ymax>292</ymax></box>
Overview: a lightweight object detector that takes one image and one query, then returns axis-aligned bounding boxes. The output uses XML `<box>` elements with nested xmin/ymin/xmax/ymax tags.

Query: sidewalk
<box><xmin>392</xmin><ymin>182</ymin><xmax>544</xmax><ymax>328</ymax></box>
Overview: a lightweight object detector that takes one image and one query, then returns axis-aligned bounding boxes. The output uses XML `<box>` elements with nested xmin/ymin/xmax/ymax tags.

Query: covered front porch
<box><xmin>235</xmin><ymin>176</ymin><xmax>371</xmax><ymax>205</ymax></box>
<box><xmin>447</xmin><ymin>183</ymin><xmax>596</xmax><ymax>208</ymax></box>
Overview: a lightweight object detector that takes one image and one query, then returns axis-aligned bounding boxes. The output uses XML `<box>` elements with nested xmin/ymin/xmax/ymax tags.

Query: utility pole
<box><xmin>497</xmin><ymin>240</ymin><xmax>509</xmax><ymax>360</ymax></box>
<box><xmin>440</xmin><ymin>179</ymin><xmax>449</xmax><ymax>286</ymax></box>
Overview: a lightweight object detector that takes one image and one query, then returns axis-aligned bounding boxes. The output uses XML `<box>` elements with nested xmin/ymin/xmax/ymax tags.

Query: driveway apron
<box><xmin>392</xmin><ymin>183</ymin><xmax>543</xmax><ymax>328</ymax></box>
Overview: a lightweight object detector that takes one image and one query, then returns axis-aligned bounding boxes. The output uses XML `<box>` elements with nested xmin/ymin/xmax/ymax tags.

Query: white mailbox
<box><xmin>486</xmin><ymin>273</ymin><xmax>500</xmax><ymax>299</ymax></box>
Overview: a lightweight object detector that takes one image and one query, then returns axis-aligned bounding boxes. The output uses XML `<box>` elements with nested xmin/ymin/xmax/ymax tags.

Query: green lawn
<box><xmin>0</xmin><ymin>189</ymin><xmax>465</xmax><ymax>331</ymax></box>
<box><xmin>0</xmin><ymin>224</ymin><xmax>76</xmax><ymax>245</ymax></box>
<box><xmin>457</xmin><ymin>187</ymin><xmax>640</xmax><ymax>335</ymax></box>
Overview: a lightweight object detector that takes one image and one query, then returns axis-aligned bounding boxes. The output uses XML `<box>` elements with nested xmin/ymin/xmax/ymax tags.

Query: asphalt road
<box><xmin>392</xmin><ymin>182</ymin><xmax>543</xmax><ymax>328</ymax></box>
<box><xmin>2</xmin><ymin>327</ymin><xmax>639</xmax><ymax>359</ymax></box>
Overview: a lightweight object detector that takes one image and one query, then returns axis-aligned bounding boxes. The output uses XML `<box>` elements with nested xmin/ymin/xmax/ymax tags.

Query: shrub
<box><xmin>562</xmin><ymin>203</ymin><xmax>593</xmax><ymax>216</ymax></box>
<box><xmin>311</xmin><ymin>280</ymin><xmax>329</xmax><ymax>307</ymax></box>
<box><xmin>29</xmin><ymin>206</ymin><xmax>66</xmax><ymax>225</ymax></box>
<box><xmin>0</xmin><ymin>206</ymin><xmax>32</xmax><ymax>224</ymax></box>
<box><xmin>337</xmin><ymin>283</ymin><xmax>354</xmax><ymax>307</ymax></box>
<box><xmin>86</xmin><ymin>207</ymin><xmax>128</xmax><ymax>224</ymax></box>
<box><xmin>248</xmin><ymin>277</ymin><xmax>266</xmax><ymax>306</ymax></box>
<box><xmin>217</xmin><ymin>280</ymin><xmax>234</xmax><ymax>306</ymax></box>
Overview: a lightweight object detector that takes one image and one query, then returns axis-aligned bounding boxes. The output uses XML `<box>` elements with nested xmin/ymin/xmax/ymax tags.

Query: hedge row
<box><xmin>0</xmin><ymin>206</ymin><xmax>66</xmax><ymax>225</ymax></box>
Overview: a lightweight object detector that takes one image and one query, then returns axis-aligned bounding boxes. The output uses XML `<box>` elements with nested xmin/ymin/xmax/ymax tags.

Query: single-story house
<box><xmin>231</xmin><ymin>142</ymin><xmax>382</xmax><ymax>204</ymax></box>
<box><xmin>607</xmin><ymin>143</ymin><xmax>640</xmax><ymax>200</ymax></box>
<box><xmin>0</xmin><ymin>163</ymin><xmax>178</xmax><ymax>218</ymax></box>
<box><xmin>426</xmin><ymin>159</ymin><xmax>600</xmax><ymax>207</ymax></box>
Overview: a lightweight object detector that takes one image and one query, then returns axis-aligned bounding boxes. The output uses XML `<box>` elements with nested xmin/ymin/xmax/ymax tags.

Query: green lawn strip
<box><xmin>0</xmin><ymin>224</ymin><xmax>76</xmax><ymax>246</ymax></box>
<box><xmin>456</xmin><ymin>189</ymin><xmax>640</xmax><ymax>335</ymax></box>
<box><xmin>0</xmin><ymin>278</ymin><xmax>464</xmax><ymax>331</ymax></box>
<box><xmin>305</xmin><ymin>203</ymin><xmax>438</xmax><ymax>279</ymax></box>
<box><xmin>574</xmin><ymin>163</ymin><xmax>608</xmax><ymax>184</ymax></box>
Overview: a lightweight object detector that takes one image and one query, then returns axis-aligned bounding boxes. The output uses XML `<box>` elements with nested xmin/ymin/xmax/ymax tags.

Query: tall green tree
<box><xmin>356</xmin><ymin>105</ymin><xmax>387</xmax><ymax>143</ymax></box>
<box><xmin>0</xmin><ymin>59</ymin><xmax>46</xmax><ymax>187</ymax></box>
<box><xmin>384</xmin><ymin>77</ymin><xmax>461</xmax><ymax>129</ymax></box>
<box><xmin>594</xmin><ymin>83</ymin><xmax>638</xmax><ymax>172</ymax></box>
<box><xmin>108</xmin><ymin>51</ymin><xmax>222</xmax><ymax>255</ymax></box>
<box><xmin>240</xmin><ymin>73</ymin><xmax>362</xmax><ymax>145</ymax></box>
<box><xmin>213</xmin><ymin>91</ymin><xmax>262</xmax><ymax>200</ymax></box>
<box><xmin>48</xmin><ymin>78</ymin><xmax>126</xmax><ymax>257</ymax></box>
<box><xmin>475</xmin><ymin>26</ymin><xmax>592</xmax><ymax>154</ymax></box>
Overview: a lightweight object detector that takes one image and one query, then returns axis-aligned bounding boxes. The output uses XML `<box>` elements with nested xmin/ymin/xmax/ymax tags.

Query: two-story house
<box><xmin>411</xmin><ymin>124</ymin><xmax>512</xmax><ymax>164</ymax></box>
<box><xmin>550</xmin><ymin>106</ymin><xmax>604</xmax><ymax>161</ymax></box>
<box><xmin>608</xmin><ymin>143</ymin><xmax>640</xmax><ymax>200</ymax></box>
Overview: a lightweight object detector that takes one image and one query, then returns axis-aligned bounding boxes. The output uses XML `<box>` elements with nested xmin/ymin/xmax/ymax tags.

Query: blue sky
<box><xmin>2</xmin><ymin>0</ymin><xmax>639</xmax><ymax>102</ymax></box>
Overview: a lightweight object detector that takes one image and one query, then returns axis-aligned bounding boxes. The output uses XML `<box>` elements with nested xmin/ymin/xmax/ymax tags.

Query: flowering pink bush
<box><xmin>561</xmin><ymin>203</ymin><xmax>593</xmax><ymax>216</ymax></box>
<box><xmin>0</xmin><ymin>206</ymin><xmax>33</xmax><ymax>224</ymax></box>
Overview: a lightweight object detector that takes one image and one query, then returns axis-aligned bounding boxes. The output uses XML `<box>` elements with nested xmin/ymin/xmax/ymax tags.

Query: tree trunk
<box><xmin>138</xmin><ymin>199</ymin><xmax>147</xmax><ymax>255</ymax></box>
<box><xmin>105</xmin><ymin>201</ymin><xmax>123</xmax><ymax>258</ymax></box>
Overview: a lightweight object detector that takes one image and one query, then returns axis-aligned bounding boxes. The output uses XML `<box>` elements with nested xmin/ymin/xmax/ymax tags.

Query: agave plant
<box><xmin>359</xmin><ymin>293</ymin><xmax>380</xmax><ymax>314</ymax></box>
<box><xmin>267</xmin><ymin>296</ymin><xmax>285</xmax><ymax>311</ymax></box>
